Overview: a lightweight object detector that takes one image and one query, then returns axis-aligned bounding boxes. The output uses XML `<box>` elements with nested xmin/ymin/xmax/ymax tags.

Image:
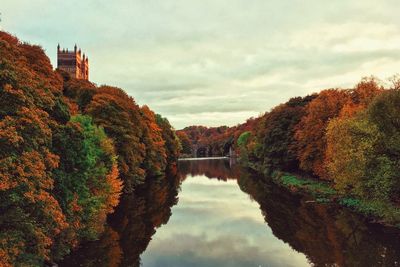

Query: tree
<box><xmin>294</xmin><ymin>89</ymin><xmax>349</xmax><ymax>178</ymax></box>
<box><xmin>339</xmin><ymin>77</ymin><xmax>383</xmax><ymax>118</ymax></box>
<box><xmin>0</xmin><ymin>30</ymin><xmax>179</xmax><ymax>266</ymax></box>
<box><xmin>326</xmin><ymin>113</ymin><xmax>382</xmax><ymax>196</ymax></box>
<box><xmin>85</xmin><ymin>86</ymin><xmax>146</xmax><ymax>191</ymax></box>
<box><xmin>156</xmin><ymin>114</ymin><xmax>181</xmax><ymax>163</ymax></box>
<box><xmin>325</xmin><ymin>87</ymin><xmax>399</xmax><ymax>202</ymax></box>
<box><xmin>0</xmin><ymin>31</ymin><xmax>68</xmax><ymax>266</ymax></box>
<box><xmin>256</xmin><ymin>95</ymin><xmax>316</xmax><ymax>174</ymax></box>
<box><xmin>51</xmin><ymin>115</ymin><xmax>122</xmax><ymax>257</ymax></box>
<box><xmin>367</xmin><ymin>89</ymin><xmax>400</xmax><ymax>201</ymax></box>
<box><xmin>176</xmin><ymin>131</ymin><xmax>192</xmax><ymax>155</ymax></box>
<box><xmin>140</xmin><ymin>105</ymin><xmax>167</xmax><ymax>177</ymax></box>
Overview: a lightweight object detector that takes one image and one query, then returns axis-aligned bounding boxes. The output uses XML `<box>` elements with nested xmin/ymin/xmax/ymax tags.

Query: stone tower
<box><xmin>57</xmin><ymin>44</ymin><xmax>89</xmax><ymax>80</ymax></box>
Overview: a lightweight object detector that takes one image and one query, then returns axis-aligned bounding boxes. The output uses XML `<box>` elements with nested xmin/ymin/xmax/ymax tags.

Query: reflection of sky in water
<box><xmin>141</xmin><ymin>174</ymin><xmax>311</xmax><ymax>267</ymax></box>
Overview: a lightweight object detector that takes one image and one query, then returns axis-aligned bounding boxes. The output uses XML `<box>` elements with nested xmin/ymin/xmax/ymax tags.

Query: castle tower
<box><xmin>57</xmin><ymin>44</ymin><xmax>89</xmax><ymax>80</ymax></box>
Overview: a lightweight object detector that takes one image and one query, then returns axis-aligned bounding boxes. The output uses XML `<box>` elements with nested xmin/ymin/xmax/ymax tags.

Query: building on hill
<box><xmin>57</xmin><ymin>44</ymin><xmax>89</xmax><ymax>80</ymax></box>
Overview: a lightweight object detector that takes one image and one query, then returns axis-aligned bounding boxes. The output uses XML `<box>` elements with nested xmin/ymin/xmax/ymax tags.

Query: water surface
<box><xmin>141</xmin><ymin>159</ymin><xmax>308</xmax><ymax>267</ymax></box>
<box><xmin>60</xmin><ymin>158</ymin><xmax>400</xmax><ymax>267</ymax></box>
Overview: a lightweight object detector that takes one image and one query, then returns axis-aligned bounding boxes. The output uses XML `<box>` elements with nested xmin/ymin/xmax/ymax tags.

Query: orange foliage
<box><xmin>105</xmin><ymin>164</ymin><xmax>123</xmax><ymax>213</ymax></box>
<box><xmin>294</xmin><ymin>89</ymin><xmax>349</xmax><ymax>178</ymax></box>
<box><xmin>141</xmin><ymin>105</ymin><xmax>167</xmax><ymax>175</ymax></box>
<box><xmin>339</xmin><ymin>78</ymin><xmax>383</xmax><ymax>118</ymax></box>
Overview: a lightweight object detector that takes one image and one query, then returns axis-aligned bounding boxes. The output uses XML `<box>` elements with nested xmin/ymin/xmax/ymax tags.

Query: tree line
<box><xmin>0</xmin><ymin>31</ymin><xmax>180</xmax><ymax>266</ymax></box>
<box><xmin>177</xmin><ymin>118</ymin><xmax>259</xmax><ymax>157</ymax></box>
<box><xmin>179</xmin><ymin>77</ymin><xmax>400</xmax><ymax>221</ymax></box>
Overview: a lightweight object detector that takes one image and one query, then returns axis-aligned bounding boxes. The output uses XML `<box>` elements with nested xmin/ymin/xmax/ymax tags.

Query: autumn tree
<box><xmin>294</xmin><ymin>89</ymin><xmax>349</xmax><ymax>178</ymax></box>
<box><xmin>0</xmin><ymin>31</ymin><xmax>68</xmax><ymax>266</ymax></box>
<box><xmin>339</xmin><ymin>77</ymin><xmax>383</xmax><ymax>118</ymax></box>
<box><xmin>84</xmin><ymin>86</ymin><xmax>147</xmax><ymax>191</ymax></box>
<box><xmin>324</xmin><ymin>77</ymin><xmax>384</xmax><ymax>184</ymax></box>
<box><xmin>326</xmin><ymin>113</ymin><xmax>381</xmax><ymax>196</ymax></box>
<box><xmin>140</xmin><ymin>105</ymin><xmax>167</xmax><ymax>177</ymax></box>
<box><xmin>176</xmin><ymin>131</ymin><xmax>192</xmax><ymax>155</ymax></box>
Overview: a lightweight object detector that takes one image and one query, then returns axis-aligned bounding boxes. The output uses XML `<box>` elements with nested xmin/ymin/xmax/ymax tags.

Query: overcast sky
<box><xmin>1</xmin><ymin>0</ymin><xmax>400</xmax><ymax>129</ymax></box>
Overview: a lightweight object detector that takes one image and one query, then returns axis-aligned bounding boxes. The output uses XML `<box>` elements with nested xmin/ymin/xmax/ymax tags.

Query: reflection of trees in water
<box><xmin>178</xmin><ymin>158</ymin><xmax>241</xmax><ymax>181</ymax></box>
<box><xmin>237</xmin><ymin>172</ymin><xmax>400</xmax><ymax>267</ymax></box>
<box><xmin>59</xmin><ymin>160</ymin><xmax>400</xmax><ymax>267</ymax></box>
<box><xmin>59</xmin><ymin>169</ymin><xmax>181</xmax><ymax>267</ymax></box>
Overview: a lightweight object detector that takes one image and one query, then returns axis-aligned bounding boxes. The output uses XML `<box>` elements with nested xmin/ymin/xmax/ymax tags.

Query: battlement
<box><xmin>57</xmin><ymin>44</ymin><xmax>89</xmax><ymax>80</ymax></box>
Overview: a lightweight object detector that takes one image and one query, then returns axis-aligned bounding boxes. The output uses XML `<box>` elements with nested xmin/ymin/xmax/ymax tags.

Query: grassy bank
<box><xmin>268</xmin><ymin>171</ymin><xmax>400</xmax><ymax>228</ymax></box>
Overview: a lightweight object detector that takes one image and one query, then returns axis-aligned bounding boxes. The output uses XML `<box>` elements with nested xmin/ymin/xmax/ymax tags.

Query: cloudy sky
<box><xmin>1</xmin><ymin>0</ymin><xmax>400</xmax><ymax>129</ymax></box>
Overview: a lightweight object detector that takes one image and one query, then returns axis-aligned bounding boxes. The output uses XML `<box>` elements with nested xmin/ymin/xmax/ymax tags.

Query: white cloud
<box><xmin>141</xmin><ymin>174</ymin><xmax>310</xmax><ymax>267</ymax></box>
<box><xmin>2</xmin><ymin>0</ymin><xmax>400</xmax><ymax>128</ymax></box>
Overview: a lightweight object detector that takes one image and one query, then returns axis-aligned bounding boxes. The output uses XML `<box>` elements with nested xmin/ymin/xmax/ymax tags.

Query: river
<box><xmin>60</xmin><ymin>158</ymin><xmax>400</xmax><ymax>267</ymax></box>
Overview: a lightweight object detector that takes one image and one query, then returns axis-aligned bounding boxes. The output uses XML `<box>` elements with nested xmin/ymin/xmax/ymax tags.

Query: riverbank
<box><xmin>273</xmin><ymin>171</ymin><xmax>400</xmax><ymax>228</ymax></box>
<box><xmin>246</xmin><ymin>163</ymin><xmax>400</xmax><ymax>229</ymax></box>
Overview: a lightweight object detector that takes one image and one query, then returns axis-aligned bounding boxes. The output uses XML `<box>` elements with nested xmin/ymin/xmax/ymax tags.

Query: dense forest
<box><xmin>177</xmin><ymin>118</ymin><xmax>260</xmax><ymax>157</ymax></box>
<box><xmin>0</xmin><ymin>31</ymin><xmax>180</xmax><ymax>266</ymax></box>
<box><xmin>179</xmin><ymin>77</ymin><xmax>400</xmax><ymax>225</ymax></box>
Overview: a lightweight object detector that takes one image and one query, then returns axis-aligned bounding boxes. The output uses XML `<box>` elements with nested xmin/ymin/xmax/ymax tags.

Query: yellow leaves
<box><xmin>100</xmin><ymin>135</ymin><xmax>117</xmax><ymax>161</ymax></box>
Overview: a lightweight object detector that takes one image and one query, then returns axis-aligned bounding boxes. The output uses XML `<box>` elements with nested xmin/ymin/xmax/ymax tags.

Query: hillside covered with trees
<box><xmin>179</xmin><ymin>77</ymin><xmax>400</xmax><ymax>225</ymax></box>
<box><xmin>0</xmin><ymin>31</ymin><xmax>180</xmax><ymax>266</ymax></box>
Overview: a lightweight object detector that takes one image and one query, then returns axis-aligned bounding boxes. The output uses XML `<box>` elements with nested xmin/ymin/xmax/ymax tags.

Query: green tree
<box><xmin>52</xmin><ymin>115</ymin><xmax>122</xmax><ymax>257</ymax></box>
<box><xmin>256</xmin><ymin>95</ymin><xmax>315</xmax><ymax>174</ymax></box>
